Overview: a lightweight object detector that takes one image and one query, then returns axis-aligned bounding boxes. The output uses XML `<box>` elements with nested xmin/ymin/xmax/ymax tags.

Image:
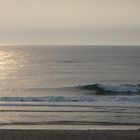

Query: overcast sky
<box><xmin>0</xmin><ymin>0</ymin><xmax>140</xmax><ymax>45</ymax></box>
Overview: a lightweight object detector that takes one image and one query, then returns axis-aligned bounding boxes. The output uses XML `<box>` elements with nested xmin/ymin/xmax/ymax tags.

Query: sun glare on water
<box><xmin>0</xmin><ymin>50</ymin><xmax>17</xmax><ymax>79</ymax></box>
<box><xmin>0</xmin><ymin>49</ymin><xmax>28</xmax><ymax>80</ymax></box>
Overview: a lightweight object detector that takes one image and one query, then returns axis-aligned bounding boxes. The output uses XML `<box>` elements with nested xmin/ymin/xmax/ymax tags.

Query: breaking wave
<box><xmin>0</xmin><ymin>84</ymin><xmax>140</xmax><ymax>103</ymax></box>
<box><xmin>1</xmin><ymin>83</ymin><xmax>140</xmax><ymax>94</ymax></box>
<box><xmin>18</xmin><ymin>83</ymin><xmax>140</xmax><ymax>94</ymax></box>
<box><xmin>79</xmin><ymin>84</ymin><xmax>140</xmax><ymax>93</ymax></box>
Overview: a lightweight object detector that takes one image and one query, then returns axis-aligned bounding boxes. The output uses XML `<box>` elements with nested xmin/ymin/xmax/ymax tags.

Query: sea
<box><xmin>0</xmin><ymin>45</ymin><xmax>140</xmax><ymax>129</ymax></box>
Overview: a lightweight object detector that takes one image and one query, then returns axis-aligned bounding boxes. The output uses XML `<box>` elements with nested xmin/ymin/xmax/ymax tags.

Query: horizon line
<box><xmin>0</xmin><ymin>43</ymin><xmax>140</xmax><ymax>47</ymax></box>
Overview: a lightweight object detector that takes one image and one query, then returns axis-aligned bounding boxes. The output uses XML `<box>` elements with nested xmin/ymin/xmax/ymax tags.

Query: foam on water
<box><xmin>0</xmin><ymin>95</ymin><xmax>140</xmax><ymax>103</ymax></box>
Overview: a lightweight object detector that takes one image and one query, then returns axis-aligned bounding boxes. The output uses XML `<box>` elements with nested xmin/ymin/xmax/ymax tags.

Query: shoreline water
<box><xmin>0</xmin><ymin>124</ymin><xmax>140</xmax><ymax>130</ymax></box>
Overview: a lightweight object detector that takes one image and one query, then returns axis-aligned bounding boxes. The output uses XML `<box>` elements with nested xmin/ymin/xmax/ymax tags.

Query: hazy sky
<box><xmin>0</xmin><ymin>0</ymin><xmax>140</xmax><ymax>45</ymax></box>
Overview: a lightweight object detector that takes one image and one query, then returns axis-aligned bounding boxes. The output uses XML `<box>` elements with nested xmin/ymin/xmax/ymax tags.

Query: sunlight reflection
<box><xmin>0</xmin><ymin>50</ymin><xmax>28</xmax><ymax>80</ymax></box>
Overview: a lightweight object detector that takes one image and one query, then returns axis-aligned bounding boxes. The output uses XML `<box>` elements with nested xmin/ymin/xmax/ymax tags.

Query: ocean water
<box><xmin>0</xmin><ymin>45</ymin><xmax>140</xmax><ymax>127</ymax></box>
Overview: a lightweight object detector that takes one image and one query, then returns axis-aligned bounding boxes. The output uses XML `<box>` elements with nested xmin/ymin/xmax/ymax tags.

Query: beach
<box><xmin>0</xmin><ymin>0</ymin><xmax>140</xmax><ymax>139</ymax></box>
<box><xmin>0</xmin><ymin>129</ymin><xmax>140</xmax><ymax>140</ymax></box>
<box><xmin>0</xmin><ymin>46</ymin><xmax>140</xmax><ymax>140</ymax></box>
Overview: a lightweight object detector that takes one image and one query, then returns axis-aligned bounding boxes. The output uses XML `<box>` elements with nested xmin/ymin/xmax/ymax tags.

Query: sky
<box><xmin>0</xmin><ymin>0</ymin><xmax>140</xmax><ymax>45</ymax></box>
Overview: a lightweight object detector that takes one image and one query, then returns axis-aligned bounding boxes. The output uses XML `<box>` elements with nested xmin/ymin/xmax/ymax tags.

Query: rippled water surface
<box><xmin>0</xmin><ymin>45</ymin><xmax>140</xmax><ymax>126</ymax></box>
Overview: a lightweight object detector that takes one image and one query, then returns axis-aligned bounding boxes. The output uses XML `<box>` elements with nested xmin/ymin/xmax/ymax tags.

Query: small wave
<box><xmin>0</xmin><ymin>95</ymin><xmax>140</xmax><ymax>103</ymax></box>
<box><xmin>0</xmin><ymin>96</ymin><xmax>96</xmax><ymax>102</ymax></box>
<box><xmin>79</xmin><ymin>84</ymin><xmax>140</xmax><ymax>94</ymax></box>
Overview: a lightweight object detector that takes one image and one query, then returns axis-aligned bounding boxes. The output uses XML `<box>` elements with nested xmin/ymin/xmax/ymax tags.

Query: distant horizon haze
<box><xmin>0</xmin><ymin>0</ymin><xmax>140</xmax><ymax>45</ymax></box>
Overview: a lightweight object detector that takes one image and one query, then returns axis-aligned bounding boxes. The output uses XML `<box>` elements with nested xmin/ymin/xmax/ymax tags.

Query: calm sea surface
<box><xmin>0</xmin><ymin>45</ymin><xmax>140</xmax><ymax>127</ymax></box>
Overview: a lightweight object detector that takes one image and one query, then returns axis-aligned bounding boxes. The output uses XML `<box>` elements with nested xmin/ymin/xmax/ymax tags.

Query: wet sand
<box><xmin>0</xmin><ymin>129</ymin><xmax>140</xmax><ymax>140</ymax></box>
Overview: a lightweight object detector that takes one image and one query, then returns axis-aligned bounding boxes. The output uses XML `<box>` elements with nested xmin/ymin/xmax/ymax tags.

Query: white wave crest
<box><xmin>97</xmin><ymin>84</ymin><xmax>140</xmax><ymax>93</ymax></box>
